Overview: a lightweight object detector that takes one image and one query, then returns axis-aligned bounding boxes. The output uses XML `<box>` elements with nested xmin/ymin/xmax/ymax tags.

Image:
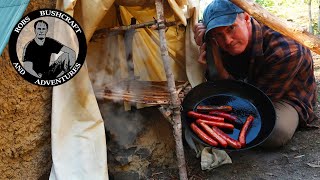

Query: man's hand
<box><xmin>61</xmin><ymin>46</ymin><xmax>76</xmax><ymax>70</ymax></box>
<box><xmin>193</xmin><ymin>22</ymin><xmax>206</xmax><ymax>46</ymax></box>
<box><xmin>198</xmin><ymin>43</ymin><xmax>207</xmax><ymax>65</ymax></box>
<box><xmin>24</xmin><ymin>61</ymin><xmax>42</xmax><ymax>78</ymax></box>
<box><xmin>193</xmin><ymin>22</ymin><xmax>207</xmax><ymax>65</ymax></box>
<box><xmin>193</xmin><ymin>22</ymin><xmax>232</xmax><ymax>80</ymax></box>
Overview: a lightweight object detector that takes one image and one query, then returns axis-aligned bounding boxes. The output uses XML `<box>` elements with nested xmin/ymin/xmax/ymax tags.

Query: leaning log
<box><xmin>230</xmin><ymin>0</ymin><xmax>320</xmax><ymax>55</ymax></box>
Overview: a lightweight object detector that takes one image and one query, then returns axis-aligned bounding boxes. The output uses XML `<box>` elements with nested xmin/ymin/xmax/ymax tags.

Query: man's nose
<box><xmin>223</xmin><ymin>34</ymin><xmax>233</xmax><ymax>45</ymax></box>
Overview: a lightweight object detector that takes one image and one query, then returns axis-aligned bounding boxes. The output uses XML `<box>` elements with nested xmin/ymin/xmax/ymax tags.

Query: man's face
<box><xmin>35</xmin><ymin>22</ymin><xmax>48</xmax><ymax>40</ymax></box>
<box><xmin>209</xmin><ymin>14</ymin><xmax>251</xmax><ymax>56</ymax></box>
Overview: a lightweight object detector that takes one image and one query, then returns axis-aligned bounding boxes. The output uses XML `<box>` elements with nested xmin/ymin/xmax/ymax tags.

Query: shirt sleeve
<box><xmin>22</xmin><ymin>41</ymin><xmax>32</xmax><ymax>62</ymax></box>
<box><xmin>47</xmin><ymin>38</ymin><xmax>63</xmax><ymax>54</ymax></box>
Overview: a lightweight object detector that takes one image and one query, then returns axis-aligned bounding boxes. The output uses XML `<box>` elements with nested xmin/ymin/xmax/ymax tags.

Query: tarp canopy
<box><xmin>0</xmin><ymin>0</ymin><xmax>30</xmax><ymax>55</ymax></box>
<box><xmin>50</xmin><ymin>0</ymin><xmax>204</xmax><ymax>179</ymax></box>
<box><xmin>79</xmin><ymin>0</ymin><xmax>204</xmax><ymax>86</ymax></box>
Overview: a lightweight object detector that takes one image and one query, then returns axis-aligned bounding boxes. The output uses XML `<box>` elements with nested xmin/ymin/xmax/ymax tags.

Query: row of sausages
<box><xmin>188</xmin><ymin>105</ymin><xmax>254</xmax><ymax>149</ymax></box>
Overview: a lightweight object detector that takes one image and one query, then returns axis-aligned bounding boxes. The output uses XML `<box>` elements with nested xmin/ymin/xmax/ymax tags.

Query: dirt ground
<box><xmin>149</xmin><ymin>118</ymin><xmax>320</xmax><ymax>180</ymax></box>
<box><xmin>147</xmin><ymin>53</ymin><xmax>320</xmax><ymax>180</ymax></box>
<box><xmin>183</xmin><ymin>121</ymin><xmax>320</xmax><ymax>180</ymax></box>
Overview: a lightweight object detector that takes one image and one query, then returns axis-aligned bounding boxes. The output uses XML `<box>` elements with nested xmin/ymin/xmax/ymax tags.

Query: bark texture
<box><xmin>154</xmin><ymin>0</ymin><xmax>188</xmax><ymax>179</ymax></box>
<box><xmin>231</xmin><ymin>0</ymin><xmax>320</xmax><ymax>55</ymax></box>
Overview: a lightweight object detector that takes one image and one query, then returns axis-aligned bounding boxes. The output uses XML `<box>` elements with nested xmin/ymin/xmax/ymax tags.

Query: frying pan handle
<box><xmin>205</xmin><ymin>39</ymin><xmax>219</xmax><ymax>81</ymax></box>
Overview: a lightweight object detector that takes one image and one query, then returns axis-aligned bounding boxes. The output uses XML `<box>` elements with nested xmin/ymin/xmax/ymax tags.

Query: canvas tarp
<box><xmin>50</xmin><ymin>0</ymin><xmax>204</xmax><ymax>179</ymax></box>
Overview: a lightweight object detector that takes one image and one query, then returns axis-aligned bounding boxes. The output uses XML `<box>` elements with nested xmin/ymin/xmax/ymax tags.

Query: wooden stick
<box><xmin>96</xmin><ymin>94</ymin><xmax>170</xmax><ymax>105</ymax></box>
<box><xmin>104</xmin><ymin>90</ymin><xmax>171</xmax><ymax>96</ymax></box>
<box><xmin>110</xmin><ymin>21</ymin><xmax>176</xmax><ymax>31</ymax></box>
<box><xmin>104</xmin><ymin>93</ymin><xmax>170</xmax><ymax>100</ymax></box>
<box><xmin>124</xmin><ymin>18</ymin><xmax>136</xmax><ymax>79</ymax></box>
<box><xmin>158</xmin><ymin>106</ymin><xmax>174</xmax><ymax>125</ymax></box>
<box><xmin>154</xmin><ymin>0</ymin><xmax>188</xmax><ymax>179</ymax></box>
<box><xmin>90</xmin><ymin>20</ymin><xmax>177</xmax><ymax>41</ymax></box>
<box><xmin>230</xmin><ymin>0</ymin><xmax>320</xmax><ymax>55</ymax></box>
<box><xmin>176</xmin><ymin>81</ymin><xmax>189</xmax><ymax>95</ymax></box>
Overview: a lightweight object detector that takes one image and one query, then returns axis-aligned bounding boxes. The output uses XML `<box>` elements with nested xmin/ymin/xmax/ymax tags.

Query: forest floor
<box><xmin>146</xmin><ymin>55</ymin><xmax>320</xmax><ymax>180</ymax></box>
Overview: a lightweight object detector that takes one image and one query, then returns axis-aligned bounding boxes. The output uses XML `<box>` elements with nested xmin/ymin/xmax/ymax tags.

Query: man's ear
<box><xmin>244</xmin><ymin>12</ymin><xmax>251</xmax><ymax>23</ymax></box>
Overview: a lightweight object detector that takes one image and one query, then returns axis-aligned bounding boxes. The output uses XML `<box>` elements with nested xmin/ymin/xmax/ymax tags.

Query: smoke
<box><xmin>99</xmin><ymin>102</ymin><xmax>146</xmax><ymax>147</ymax></box>
<box><xmin>88</xmin><ymin>31</ymin><xmax>140</xmax><ymax>89</ymax></box>
<box><xmin>87</xmin><ymin>24</ymin><xmax>158</xmax><ymax>147</ymax></box>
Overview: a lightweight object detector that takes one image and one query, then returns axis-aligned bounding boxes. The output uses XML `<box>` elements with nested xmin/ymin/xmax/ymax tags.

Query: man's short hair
<box><xmin>34</xmin><ymin>20</ymin><xmax>48</xmax><ymax>29</ymax></box>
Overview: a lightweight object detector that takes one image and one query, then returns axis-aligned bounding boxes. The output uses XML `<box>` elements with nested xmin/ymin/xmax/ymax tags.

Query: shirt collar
<box><xmin>250</xmin><ymin>18</ymin><xmax>264</xmax><ymax>57</ymax></box>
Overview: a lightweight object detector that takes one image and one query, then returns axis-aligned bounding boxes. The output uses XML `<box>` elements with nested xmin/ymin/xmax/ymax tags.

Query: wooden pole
<box><xmin>90</xmin><ymin>20</ymin><xmax>177</xmax><ymax>41</ymax></box>
<box><xmin>124</xmin><ymin>18</ymin><xmax>137</xmax><ymax>79</ymax></box>
<box><xmin>110</xmin><ymin>21</ymin><xmax>176</xmax><ymax>31</ymax></box>
<box><xmin>154</xmin><ymin>0</ymin><xmax>188</xmax><ymax>179</ymax></box>
<box><xmin>230</xmin><ymin>0</ymin><xmax>320</xmax><ymax>55</ymax></box>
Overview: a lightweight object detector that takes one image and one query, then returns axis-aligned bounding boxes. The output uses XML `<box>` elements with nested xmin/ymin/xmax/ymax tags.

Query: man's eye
<box><xmin>226</xmin><ymin>25</ymin><xmax>236</xmax><ymax>34</ymax></box>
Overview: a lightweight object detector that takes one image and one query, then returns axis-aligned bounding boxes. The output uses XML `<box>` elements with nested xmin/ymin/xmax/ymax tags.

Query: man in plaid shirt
<box><xmin>193</xmin><ymin>0</ymin><xmax>317</xmax><ymax>148</ymax></box>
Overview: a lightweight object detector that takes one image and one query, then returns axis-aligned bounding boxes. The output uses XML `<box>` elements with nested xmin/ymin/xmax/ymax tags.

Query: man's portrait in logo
<box><xmin>23</xmin><ymin>19</ymin><xmax>76</xmax><ymax>79</ymax></box>
<box><xmin>9</xmin><ymin>9</ymin><xmax>86</xmax><ymax>86</ymax></box>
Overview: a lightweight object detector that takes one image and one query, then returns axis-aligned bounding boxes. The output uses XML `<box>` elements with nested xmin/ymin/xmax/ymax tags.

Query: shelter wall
<box><xmin>0</xmin><ymin>1</ymin><xmax>55</xmax><ymax>179</ymax></box>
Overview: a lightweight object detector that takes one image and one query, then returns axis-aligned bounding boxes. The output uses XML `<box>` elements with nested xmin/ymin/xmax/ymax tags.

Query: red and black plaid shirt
<box><xmin>222</xmin><ymin>18</ymin><xmax>317</xmax><ymax>126</ymax></box>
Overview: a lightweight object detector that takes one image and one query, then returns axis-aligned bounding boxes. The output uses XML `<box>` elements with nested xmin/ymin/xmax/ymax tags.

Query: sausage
<box><xmin>238</xmin><ymin>115</ymin><xmax>255</xmax><ymax>147</ymax></box>
<box><xmin>212</xmin><ymin>126</ymin><xmax>242</xmax><ymax>149</ymax></box>
<box><xmin>196</xmin><ymin>119</ymin><xmax>234</xmax><ymax>130</ymax></box>
<box><xmin>209</xmin><ymin>111</ymin><xmax>237</xmax><ymax>122</ymax></box>
<box><xmin>190</xmin><ymin>123</ymin><xmax>218</xmax><ymax>146</ymax></box>
<box><xmin>187</xmin><ymin>111</ymin><xmax>224</xmax><ymax>122</ymax></box>
<box><xmin>198</xmin><ymin>122</ymin><xmax>228</xmax><ymax>148</ymax></box>
<box><xmin>197</xmin><ymin>105</ymin><xmax>232</xmax><ymax>113</ymax></box>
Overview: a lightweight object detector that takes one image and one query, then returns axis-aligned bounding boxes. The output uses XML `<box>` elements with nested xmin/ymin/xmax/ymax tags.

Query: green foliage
<box><xmin>200</xmin><ymin>0</ymin><xmax>320</xmax><ymax>34</ymax></box>
<box><xmin>254</xmin><ymin>0</ymin><xmax>320</xmax><ymax>35</ymax></box>
<box><xmin>255</xmin><ymin>0</ymin><xmax>318</xmax><ymax>8</ymax></box>
<box><xmin>254</xmin><ymin>0</ymin><xmax>274</xmax><ymax>7</ymax></box>
<box><xmin>312</xmin><ymin>22</ymin><xmax>319</xmax><ymax>34</ymax></box>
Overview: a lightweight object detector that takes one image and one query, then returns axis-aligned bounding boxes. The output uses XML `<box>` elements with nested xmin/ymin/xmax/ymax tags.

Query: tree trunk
<box><xmin>230</xmin><ymin>0</ymin><xmax>320</xmax><ymax>55</ymax></box>
<box><xmin>308</xmin><ymin>0</ymin><xmax>313</xmax><ymax>34</ymax></box>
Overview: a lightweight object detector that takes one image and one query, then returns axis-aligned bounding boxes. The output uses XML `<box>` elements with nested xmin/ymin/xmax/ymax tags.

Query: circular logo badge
<box><xmin>9</xmin><ymin>9</ymin><xmax>87</xmax><ymax>86</ymax></box>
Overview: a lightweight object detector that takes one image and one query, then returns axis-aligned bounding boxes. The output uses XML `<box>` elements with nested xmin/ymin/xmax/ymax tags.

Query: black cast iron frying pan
<box><xmin>181</xmin><ymin>79</ymin><xmax>276</xmax><ymax>151</ymax></box>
